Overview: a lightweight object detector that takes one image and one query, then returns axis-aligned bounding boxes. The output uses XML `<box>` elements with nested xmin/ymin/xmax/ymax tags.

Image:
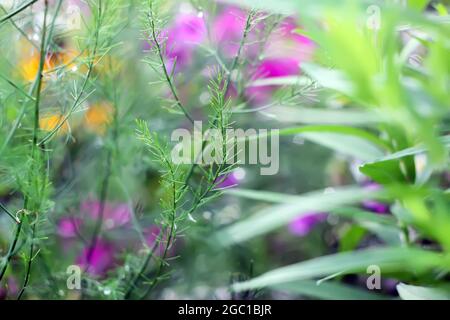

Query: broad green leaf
<box><xmin>279</xmin><ymin>126</ymin><xmax>389</xmax><ymax>151</ymax></box>
<box><xmin>247</xmin><ymin>76</ymin><xmax>310</xmax><ymax>87</ymax></box>
<box><xmin>217</xmin><ymin>186</ymin><xmax>380</xmax><ymax>245</ymax></box>
<box><xmin>232</xmin><ymin>247</ymin><xmax>448</xmax><ymax>292</ymax></box>
<box><xmin>301</xmin><ymin>63</ymin><xmax>354</xmax><ymax>95</ymax></box>
<box><xmin>397</xmin><ymin>283</ymin><xmax>450</xmax><ymax>300</ymax></box>
<box><xmin>239</xmin><ymin>125</ymin><xmax>390</xmax><ymax>152</ymax></box>
<box><xmin>300</xmin><ymin>132</ymin><xmax>385</xmax><ymax>161</ymax></box>
<box><xmin>370</xmin><ymin>135</ymin><xmax>450</xmax><ymax>162</ymax></box>
<box><xmin>407</xmin><ymin>0</ymin><xmax>430</xmax><ymax>11</ymax></box>
<box><xmin>339</xmin><ymin>225</ymin><xmax>367</xmax><ymax>252</ymax></box>
<box><xmin>273</xmin><ymin>280</ymin><xmax>388</xmax><ymax>300</ymax></box>
<box><xmin>331</xmin><ymin>207</ymin><xmax>397</xmax><ymax>226</ymax></box>
<box><xmin>224</xmin><ymin>188</ymin><xmax>301</xmax><ymax>204</ymax></box>
<box><xmin>359</xmin><ymin>159</ymin><xmax>406</xmax><ymax>184</ymax></box>
<box><xmin>266</xmin><ymin>106</ymin><xmax>382</xmax><ymax>126</ymax></box>
<box><xmin>358</xmin><ymin>221</ymin><xmax>402</xmax><ymax>246</ymax></box>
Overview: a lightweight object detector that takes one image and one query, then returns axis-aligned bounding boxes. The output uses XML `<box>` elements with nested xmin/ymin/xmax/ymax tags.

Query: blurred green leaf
<box><xmin>407</xmin><ymin>0</ymin><xmax>430</xmax><ymax>11</ymax></box>
<box><xmin>361</xmin><ymin>136</ymin><xmax>450</xmax><ymax>167</ymax></box>
<box><xmin>232</xmin><ymin>247</ymin><xmax>448</xmax><ymax>292</ymax></box>
<box><xmin>339</xmin><ymin>225</ymin><xmax>367</xmax><ymax>252</ymax></box>
<box><xmin>359</xmin><ymin>159</ymin><xmax>406</xmax><ymax>184</ymax></box>
<box><xmin>268</xmin><ymin>106</ymin><xmax>382</xmax><ymax>126</ymax></box>
<box><xmin>218</xmin><ymin>186</ymin><xmax>380</xmax><ymax>245</ymax></box>
<box><xmin>397</xmin><ymin>283</ymin><xmax>450</xmax><ymax>300</ymax></box>
<box><xmin>242</xmin><ymin>125</ymin><xmax>390</xmax><ymax>152</ymax></box>
<box><xmin>300</xmin><ymin>63</ymin><xmax>354</xmax><ymax>95</ymax></box>
<box><xmin>332</xmin><ymin>207</ymin><xmax>397</xmax><ymax>226</ymax></box>
<box><xmin>247</xmin><ymin>76</ymin><xmax>310</xmax><ymax>87</ymax></box>
<box><xmin>273</xmin><ymin>280</ymin><xmax>388</xmax><ymax>300</ymax></box>
<box><xmin>300</xmin><ymin>132</ymin><xmax>385</xmax><ymax>161</ymax></box>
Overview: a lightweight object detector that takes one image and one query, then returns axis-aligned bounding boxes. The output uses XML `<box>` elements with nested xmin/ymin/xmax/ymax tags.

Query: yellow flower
<box><xmin>39</xmin><ymin>114</ymin><xmax>69</xmax><ymax>135</ymax></box>
<box><xmin>85</xmin><ymin>102</ymin><xmax>114</xmax><ymax>134</ymax></box>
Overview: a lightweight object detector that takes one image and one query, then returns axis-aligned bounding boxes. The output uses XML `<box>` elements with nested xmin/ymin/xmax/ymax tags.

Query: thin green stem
<box><xmin>17</xmin><ymin>221</ymin><xmax>36</xmax><ymax>300</ymax></box>
<box><xmin>0</xmin><ymin>202</ymin><xmax>20</xmax><ymax>224</ymax></box>
<box><xmin>0</xmin><ymin>4</ymin><xmax>38</xmax><ymax>49</ymax></box>
<box><xmin>84</xmin><ymin>147</ymin><xmax>113</xmax><ymax>271</ymax></box>
<box><xmin>148</xmin><ymin>5</ymin><xmax>194</xmax><ymax>125</ymax></box>
<box><xmin>183</xmin><ymin>11</ymin><xmax>254</xmax><ymax>188</ymax></box>
<box><xmin>0</xmin><ymin>213</ymin><xmax>23</xmax><ymax>283</ymax></box>
<box><xmin>16</xmin><ymin>0</ymin><xmax>49</xmax><ymax>299</ymax></box>
<box><xmin>38</xmin><ymin>0</ymin><xmax>101</xmax><ymax>146</ymax></box>
<box><xmin>0</xmin><ymin>0</ymin><xmax>38</xmax><ymax>24</ymax></box>
<box><xmin>0</xmin><ymin>73</ymin><xmax>36</xmax><ymax>101</ymax></box>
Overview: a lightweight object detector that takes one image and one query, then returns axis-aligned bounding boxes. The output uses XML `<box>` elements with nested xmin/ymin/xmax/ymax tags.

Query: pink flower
<box><xmin>244</xmin><ymin>18</ymin><xmax>315</xmax><ymax>105</ymax></box>
<box><xmin>81</xmin><ymin>200</ymin><xmax>132</xmax><ymax>230</ymax></box>
<box><xmin>68</xmin><ymin>0</ymin><xmax>91</xmax><ymax>16</ymax></box>
<box><xmin>144</xmin><ymin>225</ymin><xmax>161</xmax><ymax>248</ymax></box>
<box><xmin>144</xmin><ymin>13</ymin><xmax>206</xmax><ymax>72</ymax></box>
<box><xmin>212</xmin><ymin>7</ymin><xmax>248</xmax><ymax>57</ymax></box>
<box><xmin>76</xmin><ymin>239</ymin><xmax>116</xmax><ymax>277</ymax></box>
<box><xmin>288</xmin><ymin>212</ymin><xmax>328</xmax><ymax>236</ymax></box>
<box><xmin>279</xmin><ymin>18</ymin><xmax>315</xmax><ymax>48</ymax></box>
<box><xmin>168</xmin><ymin>14</ymin><xmax>207</xmax><ymax>45</ymax></box>
<box><xmin>57</xmin><ymin>217</ymin><xmax>83</xmax><ymax>238</ymax></box>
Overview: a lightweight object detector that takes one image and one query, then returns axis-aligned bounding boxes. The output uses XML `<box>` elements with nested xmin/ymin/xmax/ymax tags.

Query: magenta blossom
<box><xmin>288</xmin><ymin>212</ymin><xmax>328</xmax><ymax>236</ymax></box>
<box><xmin>76</xmin><ymin>239</ymin><xmax>116</xmax><ymax>277</ymax></box>
<box><xmin>215</xmin><ymin>168</ymin><xmax>246</xmax><ymax>189</ymax></box>
<box><xmin>212</xmin><ymin>7</ymin><xmax>248</xmax><ymax>57</ymax></box>
<box><xmin>81</xmin><ymin>200</ymin><xmax>132</xmax><ymax>230</ymax></box>
<box><xmin>165</xmin><ymin>13</ymin><xmax>206</xmax><ymax>71</ymax></box>
<box><xmin>57</xmin><ymin>217</ymin><xmax>83</xmax><ymax>238</ymax></box>
<box><xmin>279</xmin><ymin>18</ymin><xmax>315</xmax><ymax>48</ymax></box>
<box><xmin>144</xmin><ymin>13</ymin><xmax>206</xmax><ymax>72</ymax></box>
<box><xmin>246</xmin><ymin>57</ymin><xmax>301</xmax><ymax>104</ymax></box>
<box><xmin>245</xmin><ymin>18</ymin><xmax>314</xmax><ymax>105</ymax></box>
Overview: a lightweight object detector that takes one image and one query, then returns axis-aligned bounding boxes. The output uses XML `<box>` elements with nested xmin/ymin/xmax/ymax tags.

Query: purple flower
<box><xmin>288</xmin><ymin>212</ymin><xmax>328</xmax><ymax>236</ymax></box>
<box><xmin>215</xmin><ymin>168</ymin><xmax>246</xmax><ymax>189</ymax></box>
<box><xmin>0</xmin><ymin>277</ymin><xmax>18</xmax><ymax>300</ymax></box>
<box><xmin>362</xmin><ymin>200</ymin><xmax>390</xmax><ymax>214</ymax></box>
<box><xmin>361</xmin><ymin>183</ymin><xmax>390</xmax><ymax>214</ymax></box>
<box><xmin>144</xmin><ymin>225</ymin><xmax>161</xmax><ymax>248</ymax></box>
<box><xmin>81</xmin><ymin>200</ymin><xmax>132</xmax><ymax>230</ymax></box>
<box><xmin>76</xmin><ymin>239</ymin><xmax>116</xmax><ymax>277</ymax></box>
<box><xmin>57</xmin><ymin>217</ymin><xmax>82</xmax><ymax>238</ymax></box>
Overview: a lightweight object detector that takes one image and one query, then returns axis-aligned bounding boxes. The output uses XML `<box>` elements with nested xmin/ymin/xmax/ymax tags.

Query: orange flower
<box><xmin>85</xmin><ymin>102</ymin><xmax>114</xmax><ymax>134</ymax></box>
<box><xmin>18</xmin><ymin>45</ymin><xmax>84</xmax><ymax>82</ymax></box>
<box><xmin>52</xmin><ymin>49</ymin><xmax>86</xmax><ymax>73</ymax></box>
<box><xmin>39</xmin><ymin>114</ymin><xmax>69</xmax><ymax>135</ymax></box>
<box><xmin>19</xmin><ymin>54</ymin><xmax>54</xmax><ymax>83</ymax></box>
